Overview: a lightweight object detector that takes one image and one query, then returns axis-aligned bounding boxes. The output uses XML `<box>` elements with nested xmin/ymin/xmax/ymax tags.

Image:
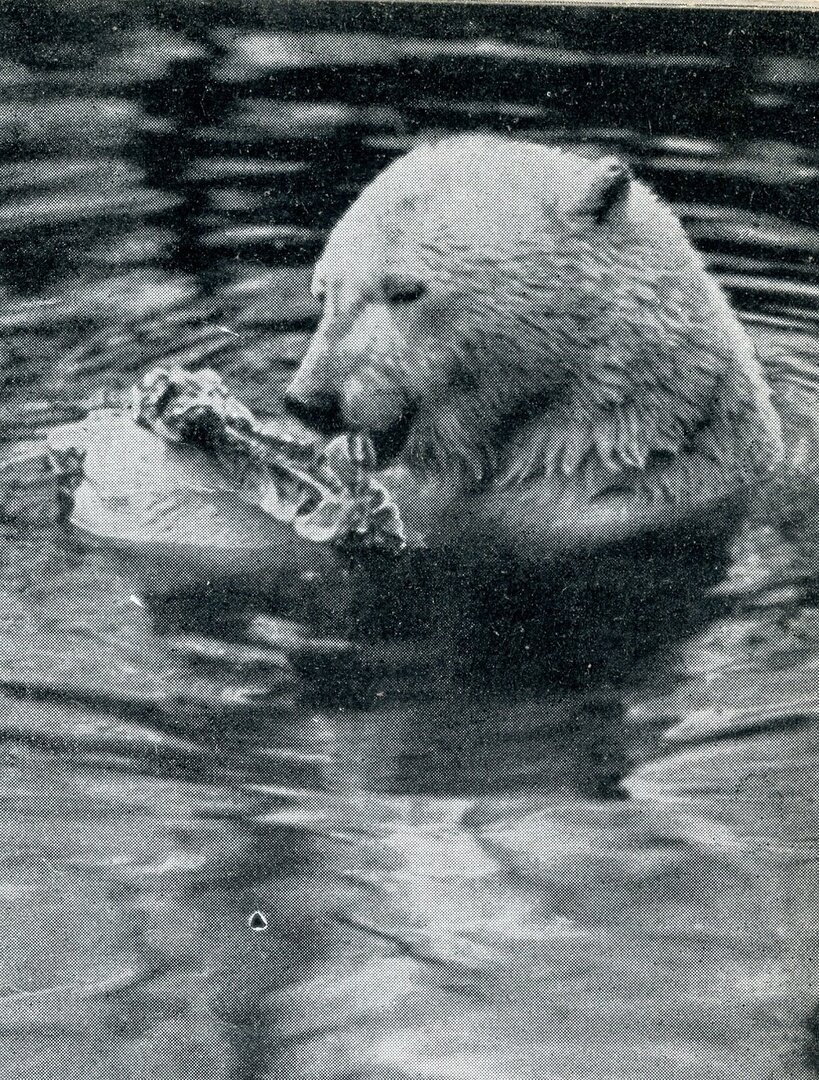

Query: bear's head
<box><xmin>284</xmin><ymin>135</ymin><xmax>766</xmax><ymax>481</ymax></box>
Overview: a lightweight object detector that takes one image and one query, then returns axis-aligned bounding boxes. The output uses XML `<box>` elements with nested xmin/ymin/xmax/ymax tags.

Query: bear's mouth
<box><xmin>368</xmin><ymin>406</ymin><xmax>417</xmax><ymax>465</ymax></box>
<box><xmin>283</xmin><ymin>393</ymin><xmax>346</xmax><ymax>437</ymax></box>
<box><xmin>283</xmin><ymin>392</ymin><xmax>416</xmax><ymax>466</ymax></box>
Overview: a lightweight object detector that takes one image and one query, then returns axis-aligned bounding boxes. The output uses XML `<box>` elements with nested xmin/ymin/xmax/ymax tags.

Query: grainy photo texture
<box><xmin>0</xmin><ymin>3</ymin><xmax>818</xmax><ymax>1078</ymax></box>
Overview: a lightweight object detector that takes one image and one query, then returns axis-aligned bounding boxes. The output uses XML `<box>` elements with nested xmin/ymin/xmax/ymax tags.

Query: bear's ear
<box><xmin>580</xmin><ymin>157</ymin><xmax>632</xmax><ymax>224</ymax></box>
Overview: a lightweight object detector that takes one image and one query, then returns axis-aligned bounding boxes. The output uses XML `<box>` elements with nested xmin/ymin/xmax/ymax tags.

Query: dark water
<box><xmin>1</xmin><ymin>5</ymin><xmax>819</xmax><ymax>1079</ymax></box>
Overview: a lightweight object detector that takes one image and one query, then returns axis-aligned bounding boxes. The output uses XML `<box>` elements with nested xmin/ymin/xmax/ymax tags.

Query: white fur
<box><xmin>287</xmin><ymin>135</ymin><xmax>784</xmax><ymax>551</ymax></box>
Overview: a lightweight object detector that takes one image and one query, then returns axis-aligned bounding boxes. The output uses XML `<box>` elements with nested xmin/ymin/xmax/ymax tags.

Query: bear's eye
<box><xmin>382</xmin><ymin>277</ymin><xmax>427</xmax><ymax>305</ymax></box>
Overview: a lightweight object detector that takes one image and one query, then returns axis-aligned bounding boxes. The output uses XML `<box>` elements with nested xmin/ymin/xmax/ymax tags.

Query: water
<box><xmin>1</xmin><ymin>6</ymin><xmax>819</xmax><ymax>1079</ymax></box>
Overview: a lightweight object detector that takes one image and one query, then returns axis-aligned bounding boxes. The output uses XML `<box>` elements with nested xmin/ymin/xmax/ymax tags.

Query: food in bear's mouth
<box><xmin>130</xmin><ymin>366</ymin><xmax>408</xmax><ymax>552</ymax></box>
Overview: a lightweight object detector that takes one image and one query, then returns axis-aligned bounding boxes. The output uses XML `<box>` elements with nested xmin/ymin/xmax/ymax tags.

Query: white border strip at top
<box><xmin>356</xmin><ymin>0</ymin><xmax>819</xmax><ymax>11</ymax></box>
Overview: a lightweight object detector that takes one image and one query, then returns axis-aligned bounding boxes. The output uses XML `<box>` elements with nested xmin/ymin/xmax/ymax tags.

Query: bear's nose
<box><xmin>282</xmin><ymin>390</ymin><xmax>346</xmax><ymax>435</ymax></box>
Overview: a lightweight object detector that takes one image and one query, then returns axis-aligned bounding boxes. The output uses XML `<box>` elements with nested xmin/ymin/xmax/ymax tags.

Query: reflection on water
<box><xmin>2</xmin><ymin>5</ymin><xmax>819</xmax><ymax>1080</ymax></box>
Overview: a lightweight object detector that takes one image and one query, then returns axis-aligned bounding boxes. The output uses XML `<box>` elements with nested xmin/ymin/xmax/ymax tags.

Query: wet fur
<box><xmin>287</xmin><ymin>135</ymin><xmax>784</xmax><ymax>553</ymax></box>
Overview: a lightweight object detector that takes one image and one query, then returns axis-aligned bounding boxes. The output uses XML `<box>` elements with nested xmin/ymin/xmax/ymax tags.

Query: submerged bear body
<box><xmin>284</xmin><ymin>135</ymin><xmax>783</xmax><ymax>558</ymax></box>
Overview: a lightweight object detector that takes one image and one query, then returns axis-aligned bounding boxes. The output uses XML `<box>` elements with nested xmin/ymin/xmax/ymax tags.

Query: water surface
<box><xmin>1</xmin><ymin>7</ymin><xmax>819</xmax><ymax>1079</ymax></box>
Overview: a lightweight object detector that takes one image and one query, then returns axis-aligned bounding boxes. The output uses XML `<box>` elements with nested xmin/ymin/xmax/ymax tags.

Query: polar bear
<box><xmin>283</xmin><ymin>135</ymin><xmax>783</xmax><ymax>557</ymax></box>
